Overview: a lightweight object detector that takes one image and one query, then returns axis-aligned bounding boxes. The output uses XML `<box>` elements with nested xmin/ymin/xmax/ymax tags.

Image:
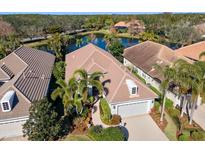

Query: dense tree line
<box><xmin>1</xmin><ymin>13</ymin><xmax>205</xmax><ymax>38</ymax></box>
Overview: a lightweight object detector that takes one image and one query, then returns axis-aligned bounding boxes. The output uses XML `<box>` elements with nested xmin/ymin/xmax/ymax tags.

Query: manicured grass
<box><xmin>24</xmin><ymin>40</ymin><xmax>48</xmax><ymax>47</ymax></box>
<box><xmin>64</xmin><ymin>134</ymin><xmax>92</xmax><ymax>141</ymax></box>
<box><xmin>88</xmin><ymin>126</ymin><xmax>125</xmax><ymax>141</ymax></box>
<box><xmin>164</xmin><ymin>112</ymin><xmax>178</xmax><ymax>141</ymax></box>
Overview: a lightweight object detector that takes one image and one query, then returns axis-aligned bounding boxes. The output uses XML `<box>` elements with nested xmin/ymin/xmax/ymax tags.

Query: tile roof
<box><xmin>114</xmin><ymin>21</ymin><xmax>128</xmax><ymax>28</ymax></box>
<box><xmin>66</xmin><ymin>43</ymin><xmax>157</xmax><ymax>104</ymax></box>
<box><xmin>0</xmin><ymin>46</ymin><xmax>55</xmax><ymax>121</ymax></box>
<box><xmin>14</xmin><ymin>47</ymin><xmax>55</xmax><ymax>102</ymax></box>
<box><xmin>175</xmin><ymin>41</ymin><xmax>205</xmax><ymax>61</ymax></box>
<box><xmin>123</xmin><ymin>41</ymin><xmax>179</xmax><ymax>81</ymax></box>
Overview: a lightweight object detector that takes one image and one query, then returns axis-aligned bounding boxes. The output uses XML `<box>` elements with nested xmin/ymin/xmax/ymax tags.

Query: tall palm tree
<box><xmin>51</xmin><ymin>78</ymin><xmax>79</xmax><ymax>115</ymax></box>
<box><xmin>173</xmin><ymin>59</ymin><xmax>192</xmax><ymax>117</ymax></box>
<box><xmin>154</xmin><ymin>64</ymin><xmax>177</xmax><ymax>122</ymax></box>
<box><xmin>188</xmin><ymin>63</ymin><xmax>205</xmax><ymax>124</ymax></box>
<box><xmin>75</xmin><ymin>38</ymin><xmax>83</xmax><ymax>48</ymax></box>
<box><xmin>74</xmin><ymin>69</ymin><xmax>104</xmax><ymax>103</ymax></box>
<box><xmin>48</xmin><ymin>33</ymin><xmax>63</xmax><ymax>60</ymax></box>
<box><xmin>104</xmin><ymin>33</ymin><xmax>116</xmax><ymax>48</ymax></box>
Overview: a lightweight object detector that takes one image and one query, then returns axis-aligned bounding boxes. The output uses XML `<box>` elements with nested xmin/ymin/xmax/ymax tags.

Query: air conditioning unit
<box><xmin>0</xmin><ymin>90</ymin><xmax>15</xmax><ymax>112</ymax></box>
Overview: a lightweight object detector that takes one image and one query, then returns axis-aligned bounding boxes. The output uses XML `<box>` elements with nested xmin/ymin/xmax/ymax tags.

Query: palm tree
<box><xmin>173</xmin><ymin>59</ymin><xmax>192</xmax><ymax>117</ymax></box>
<box><xmin>188</xmin><ymin>63</ymin><xmax>205</xmax><ymax>125</ymax></box>
<box><xmin>51</xmin><ymin>78</ymin><xmax>79</xmax><ymax>115</ymax></box>
<box><xmin>73</xmin><ymin>69</ymin><xmax>104</xmax><ymax>103</ymax></box>
<box><xmin>48</xmin><ymin>33</ymin><xmax>63</xmax><ymax>60</ymax></box>
<box><xmin>154</xmin><ymin>64</ymin><xmax>177</xmax><ymax>122</ymax></box>
<box><xmin>75</xmin><ymin>38</ymin><xmax>83</xmax><ymax>48</ymax></box>
<box><xmin>104</xmin><ymin>33</ymin><xmax>116</xmax><ymax>48</ymax></box>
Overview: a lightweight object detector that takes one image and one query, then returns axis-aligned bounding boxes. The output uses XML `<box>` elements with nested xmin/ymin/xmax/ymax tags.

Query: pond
<box><xmin>37</xmin><ymin>34</ymin><xmax>179</xmax><ymax>54</ymax></box>
<box><xmin>37</xmin><ymin>34</ymin><xmax>139</xmax><ymax>54</ymax></box>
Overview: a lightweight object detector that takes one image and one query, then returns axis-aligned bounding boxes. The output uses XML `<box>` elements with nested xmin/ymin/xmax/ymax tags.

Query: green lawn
<box><xmin>64</xmin><ymin>134</ymin><xmax>92</xmax><ymax>141</ymax></box>
<box><xmin>164</xmin><ymin>112</ymin><xmax>178</xmax><ymax>141</ymax></box>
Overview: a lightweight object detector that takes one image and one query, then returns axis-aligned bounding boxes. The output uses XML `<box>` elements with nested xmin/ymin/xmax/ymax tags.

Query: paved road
<box><xmin>122</xmin><ymin>115</ymin><xmax>169</xmax><ymax>141</ymax></box>
<box><xmin>0</xmin><ymin>121</ymin><xmax>25</xmax><ymax>140</ymax></box>
<box><xmin>193</xmin><ymin>104</ymin><xmax>205</xmax><ymax>130</ymax></box>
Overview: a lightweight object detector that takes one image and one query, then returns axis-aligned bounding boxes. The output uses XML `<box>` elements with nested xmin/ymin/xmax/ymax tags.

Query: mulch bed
<box><xmin>150</xmin><ymin>109</ymin><xmax>168</xmax><ymax>131</ymax></box>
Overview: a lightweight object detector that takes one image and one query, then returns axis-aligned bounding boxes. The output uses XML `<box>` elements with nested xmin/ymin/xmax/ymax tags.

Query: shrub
<box><xmin>88</xmin><ymin>126</ymin><xmax>125</xmax><ymax>141</ymax></box>
<box><xmin>154</xmin><ymin>101</ymin><xmax>160</xmax><ymax>111</ymax></box>
<box><xmin>168</xmin><ymin>108</ymin><xmax>180</xmax><ymax>118</ymax></box>
<box><xmin>110</xmin><ymin>114</ymin><xmax>121</xmax><ymax>125</ymax></box>
<box><xmin>178</xmin><ymin>134</ymin><xmax>190</xmax><ymax>141</ymax></box>
<box><xmin>149</xmin><ymin>86</ymin><xmax>161</xmax><ymax>96</ymax></box>
<box><xmin>100</xmin><ymin>98</ymin><xmax>111</xmax><ymax>124</ymax></box>
<box><xmin>165</xmin><ymin>98</ymin><xmax>174</xmax><ymax>109</ymax></box>
<box><xmin>191</xmin><ymin>131</ymin><xmax>204</xmax><ymax>141</ymax></box>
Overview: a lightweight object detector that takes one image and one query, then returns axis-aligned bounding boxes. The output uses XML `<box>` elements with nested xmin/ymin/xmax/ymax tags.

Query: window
<box><xmin>2</xmin><ymin>102</ymin><xmax>9</xmax><ymax>111</ymax></box>
<box><xmin>132</xmin><ymin>87</ymin><xmax>137</xmax><ymax>95</ymax></box>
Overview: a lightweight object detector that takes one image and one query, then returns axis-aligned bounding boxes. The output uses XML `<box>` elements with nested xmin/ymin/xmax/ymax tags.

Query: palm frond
<box><xmin>74</xmin><ymin>69</ymin><xmax>87</xmax><ymax>80</ymax></box>
<box><xmin>51</xmin><ymin>87</ymin><xmax>63</xmax><ymax>100</ymax></box>
<box><xmin>199</xmin><ymin>51</ymin><xmax>205</xmax><ymax>60</ymax></box>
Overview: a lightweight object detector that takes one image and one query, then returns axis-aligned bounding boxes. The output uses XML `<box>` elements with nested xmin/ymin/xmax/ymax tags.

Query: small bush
<box><xmin>88</xmin><ymin>126</ymin><xmax>125</xmax><ymax>141</ymax></box>
<box><xmin>178</xmin><ymin>134</ymin><xmax>190</xmax><ymax>141</ymax></box>
<box><xmin>149</xmin><ymin>86</ymin><xmax>161</xmax><ymax>96</ymax></box>
<box><xmin>154</xmin><ymin>101</ymin><xmax>160</xmax><ymax>111</ymax></box>
<box><xmin>165</xmin><ymin>98</ymin><xmax>174</xmax><ymax>109</ymax></box>
<box><xmin>168</xmin><ymin>108</ymin><xmax>180</xmax><ymax>118</ymax></box>
<box><xmin>110</xmin><ymin>114</ymin><xmax>121</xmax><ymax>125</ymax></box>
<box><xmin>191</xmin><ymin>131</ymin><xmax>204</xmax><ymax>141</ymax></box>
<box><xmin>100</xmin><ymin>98</ymin><xmax>111</xmax><ymax>124</ymax></box>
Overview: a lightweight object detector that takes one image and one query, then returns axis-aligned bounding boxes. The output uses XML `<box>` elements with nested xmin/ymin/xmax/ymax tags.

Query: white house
<box><xmin>65</xmin><ymin>43</ymin><xmax>158</xmax><ymax>118</ymax></box>
<box><xmin>123</xmin><ymin>41</ymin><xmax>183</xmax><ymax>107</ymax></box>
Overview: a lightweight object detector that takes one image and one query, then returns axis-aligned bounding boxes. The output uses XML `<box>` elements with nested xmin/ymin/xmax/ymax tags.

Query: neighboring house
<box><xmin>114</xmin><ymin>21</ymin><xmax>129</xmax><ymax>30</ymax></box>
<box><xmin>0</xmin><ymin>46</ymin><xmax>55</xmax><ymax>124</ymax></box>
<box><xmin>123</xmin><ymin>41</ymin><xmax>183</xmax><ymax>106</ymax></box>
<box><xmin>65</xmin><ymin>43</ymin><xmax>157</xmax><ymax>118</ymax></box>
<box><xmin>114</xmin><ymin>20</ymin><xmax>145</xmax><ymax>34</ymax></box>
<box><xmin>175</xmin><ymin>41</ymin><xmax>205</xmax><ymax>61</ymax></box>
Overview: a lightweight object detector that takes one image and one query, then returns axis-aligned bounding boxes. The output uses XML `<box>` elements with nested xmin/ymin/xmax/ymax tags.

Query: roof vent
<box><xmin>126</xmin><ymin>79</ymin><xmax>138</xmax><ymax>96</ymax></box>
<box><xmin>0</xmin><ymin>90</ymin><xmax>15</xmax><ymax>112</ymax></box>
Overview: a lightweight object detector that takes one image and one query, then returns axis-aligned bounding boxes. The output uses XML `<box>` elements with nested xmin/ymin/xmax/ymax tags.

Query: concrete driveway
<box><xmin>193</xmin><ymin>104</ymin><xmax>205</xmax><ymax>130</ymax></box>
<box><xmin>0</xmin><ymin>121</ymin><xmax>24</xmax><ymax>140</ymax></box>
<box><xmin>121</xmin><ymin>115</ymin><xmax>169</xmax><ymax>141</ymax></box>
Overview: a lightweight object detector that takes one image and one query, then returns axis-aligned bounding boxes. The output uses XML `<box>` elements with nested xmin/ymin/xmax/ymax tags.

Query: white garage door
<box><xmin>117</xmin><ymin>102</ymin><xmax>148</xmax><ymax>117</ymax></box>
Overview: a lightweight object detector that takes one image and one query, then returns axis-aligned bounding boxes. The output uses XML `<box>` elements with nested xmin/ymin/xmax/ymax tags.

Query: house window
<box><xmin>2</xmin><ymin>102</ymin><xmax>9</xmax><ymax>111</ymax></box>
<box><xmin>132</xmin><ymin>87</ymin><xmax>137</xmax><ymax>95</ymax></box>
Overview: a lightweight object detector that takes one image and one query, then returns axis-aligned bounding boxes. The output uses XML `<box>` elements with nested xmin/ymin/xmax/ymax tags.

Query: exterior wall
<box><xmin>123</xmin><ymin>58</ymin><xmax>181</xmax><ymax>107</ymax></box>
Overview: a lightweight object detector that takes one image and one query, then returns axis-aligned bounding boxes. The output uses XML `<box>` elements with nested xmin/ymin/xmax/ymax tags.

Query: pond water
<box><xmin>37</xmin><ymin>34</ymin><xmax>139</xmax><ymax>54</ymax></box>
<box><xmin>37</xmin><ymin>34</ymin><xmax>179</xmax><ymax>54</ymax></box>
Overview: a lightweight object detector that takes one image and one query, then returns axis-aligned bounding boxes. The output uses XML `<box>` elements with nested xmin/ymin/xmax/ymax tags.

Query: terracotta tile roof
<box><xmin>123</xmin><ymin>41</ymin><xmax>179</xmax><ymax>81</ymax></box>
<box><xmin>114</xmin><ymin>21</ymin><xmax>128</xmax><ymax>28</ymax></box>
<box><xmin>66</xmin><ymin>43</ymin><xmax>157</xmax><ymax>104</ymax></box>
<box><xmin>0</xmin><ymin>46</ymin><xmax>55</xmax><ymax>121</ymax></box>
<box><xmin>175</xmin><ymin>41</ymin><xmax>205</xmax><ymax>61</ymax></box>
